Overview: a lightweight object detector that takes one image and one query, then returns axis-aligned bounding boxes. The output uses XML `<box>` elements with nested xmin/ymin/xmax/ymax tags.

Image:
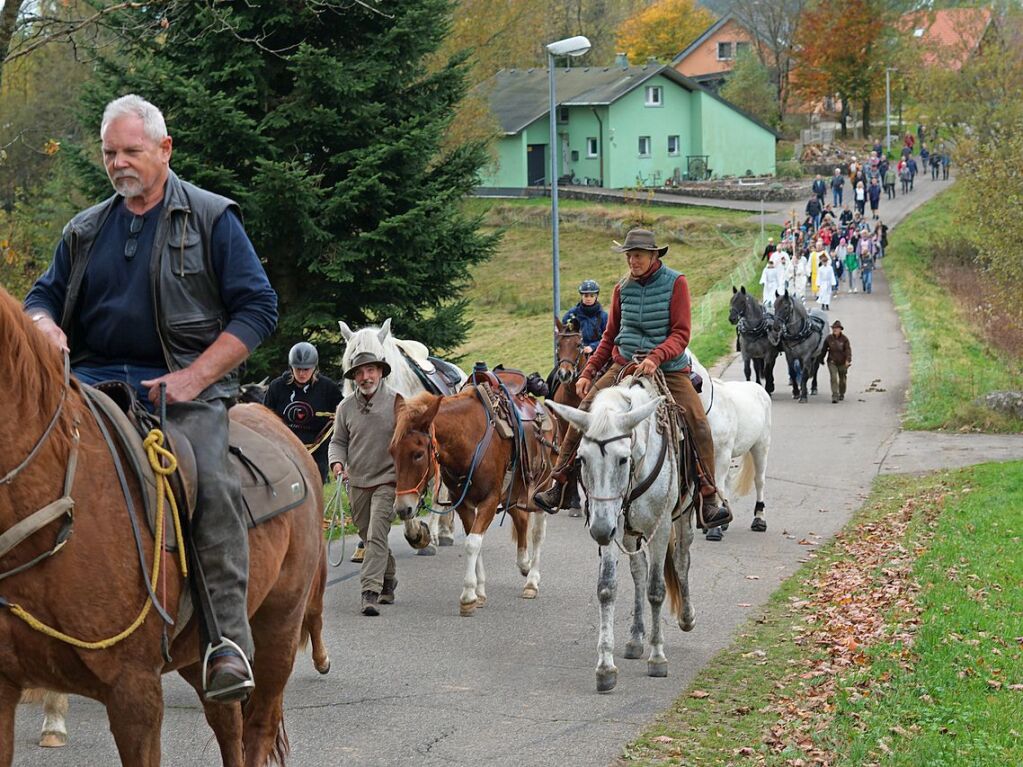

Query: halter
<box><xmin>555</xmin><ymin>331</ymin><xmax>585</xmax><ymax>378</ymax></box>
<box><xmin>394</xmin><ymin>424</ymin><xmax>442</xmax><ymax>499</ymax></box>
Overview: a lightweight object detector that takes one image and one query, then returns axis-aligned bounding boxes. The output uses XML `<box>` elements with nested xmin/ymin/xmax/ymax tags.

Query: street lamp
<box><xmin>547</xmin><ymin>35</ymin><xmax>591</xmax><ymax>354</ymax></box>
<box><xmin>885</xmin><ymin>67</ymin><xmax>897</xmax><ymax>154</ymax></box>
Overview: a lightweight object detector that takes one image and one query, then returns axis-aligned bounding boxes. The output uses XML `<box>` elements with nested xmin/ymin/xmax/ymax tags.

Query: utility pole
<box><xmin>885</xmin><ymin>68</ymin><xmax>893</xmax><ymax>155</ymax></box>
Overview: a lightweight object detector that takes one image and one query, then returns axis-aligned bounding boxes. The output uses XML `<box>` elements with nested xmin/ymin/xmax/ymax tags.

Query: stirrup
<box><xmin>202</xmin><ymin>637</ymin><xmax>255</xmax><ymax>702</ymax></box>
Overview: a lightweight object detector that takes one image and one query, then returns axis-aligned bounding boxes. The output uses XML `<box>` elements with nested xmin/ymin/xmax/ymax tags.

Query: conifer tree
<box><xmin>72</xmin><ymin>0</ymin><xmax>497</xmax><ymax>375</ymax></box>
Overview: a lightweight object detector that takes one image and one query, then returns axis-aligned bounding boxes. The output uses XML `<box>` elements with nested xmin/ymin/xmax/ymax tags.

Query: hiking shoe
<box><xmin>380</xmin><ymin>578</ymin><xmax>397</xmax><ymax>605</ymax></box>
<box><xmin>532</xmin><ymin>483</ymin><xmax>564</xmax><ymax>514</ymax></box>
<box><xmin>361</xmin><ymin>591</ymin><xmax>380</xmax><ymax>616</ymax></box>
<box><xmin>204</xmin><ymin>647</ymin><xmax>254</xmax><ymax>704</ymax></box>
<box><xmin>832</xmin><ymin>398</ymin><xmax>838</xmax><ymax>404</ymax></box>
<box><xmin>351</xmin><ymin>543</ymin><xmax>365</xmax><ymax>564</ymax></box>
<box><xmin>699</xmin><ymin>498</ymin><xmax>732</xmax><ymax>530</ymax></box>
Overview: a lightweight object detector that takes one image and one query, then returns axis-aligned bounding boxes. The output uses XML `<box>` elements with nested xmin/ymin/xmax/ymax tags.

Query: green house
<box><xmin>478</xmin><ymin>63</ymin><xmax>778</xmax><ymax>193</ymax></box>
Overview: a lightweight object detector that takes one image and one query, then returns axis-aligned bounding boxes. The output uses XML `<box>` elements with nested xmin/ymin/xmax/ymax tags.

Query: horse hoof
<box><xmin>417</xmin><ymin>544</ymin><xmax>437</xmax><ymax>556</ymax></box>
<box><xmin>596</xmin><ymin>668</ymin><xmax>618</xmax><ymax>693</ymax></box>
<box><xmin>680</xmin><ymin>608</ymin><xmax>696</xmax><ymax>632</ymax></box>
<box><xmin>811</xmin><ymin>388</ymin><xmax>818</xmax><ymax>395</ymax></box>
<box><xmin>522</xmin><ymin>585</ymin><xmax>538</xmax><ymax>599</ymax></box>
<box><xmin>475</xmin><ymin>594</ymin><xmax>487</xmax><ymax>608</ymax></box>
<box><xmin>721</xmin><ymin>523</ymin><xmax>729</xmax><ymax>532</ymax></box>
<box><xmin>624</xmin><ymin>639</ymin><xmax>644</xmax><ymax>659</ymax></box>
<box><xmin>438</xmin><ymin>535</ymin><xmax>455</xmax><ymax>547</ymax></box>
<box><xmin>647</xmin><ymin>659</ymin><xmax>668</xmax><ymax>678</ymax></box>
<box><xmin>315</xmin><ymin>657</ymin><xmax>332</xmax><ymax>675</ymax></box>
<box><xmin>705</xmin><ymin>527</ymin><xmax>723</xmax><ymax>542</ymax></box>
<box><xmin>459</xmin><ymin>600</ymin><xmax>477</xmax><ymax>617</ymax></box>
<box><xmin>751</xmin><ymin>517</ymin><xmax>767</xmax><ymax>532</ymax></box>
<box><xmin>39</xmin><ymin>732</ymin><xmax>67</xmax><ymax>749</ymax></box>
<box><xmin>799</xmin><ymin>397</ymin><xmax>807</xmax><ymax>403</ymax></box>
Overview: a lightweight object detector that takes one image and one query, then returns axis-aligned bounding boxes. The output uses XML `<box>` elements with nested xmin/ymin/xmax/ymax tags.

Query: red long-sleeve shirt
<box><xmin>582</xmin><ymin>261</ymin><xmax>692</xmax><ymax>380</ymax></box>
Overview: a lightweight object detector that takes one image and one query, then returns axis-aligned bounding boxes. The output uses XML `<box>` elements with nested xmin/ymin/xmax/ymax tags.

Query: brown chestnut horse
<box><xmin>391</xmin><ymin>389</ymin><xmax>554</xmax><ymax>615</ymax></box>
<box><xmin>550</xmin><ymin>318</ymin><xmax>593</xmax><ymax>515</ymax></box>
<box><xmin>0</xmin><ymin>285</ymin><xmax>328</xmax><ymax>767</ymax></box>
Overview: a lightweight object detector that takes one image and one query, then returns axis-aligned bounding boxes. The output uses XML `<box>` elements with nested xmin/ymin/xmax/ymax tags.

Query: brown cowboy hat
<box><xmin>343</xmin><ymin>350</ymin><xmax>392</xmax><ymax>379</ymax></box>
<box><xmin>831</xmin><ymin>320</ymin><xmax>844</xmax><ymax>330</ymax></box>
<box><xmin>612</xmin><ymin>228</ymin><xmax>668</xmax><ymax>257</ymax></box>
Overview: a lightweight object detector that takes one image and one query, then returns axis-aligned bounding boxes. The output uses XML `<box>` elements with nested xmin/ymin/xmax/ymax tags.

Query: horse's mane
<box><xmin>0</xmin><ymin>287</ymin><xmax>75</xmax><ymax>453</ymax></box>
<box><xmin>586</xmin><ymin>381</ymin><xmax>652</xmax><ymax>438</ymax></box>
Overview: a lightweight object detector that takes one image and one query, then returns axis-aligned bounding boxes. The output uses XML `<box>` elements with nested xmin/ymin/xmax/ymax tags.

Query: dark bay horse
<box><xmin>391</xmin><ymin>389</ymin><xmax>554</xmax><ymax>615</ymax></box>
<box><xmin>729</xmin><ymin>287</ymin><xmax>781</xmax><ymax>395</ymax></box>
<box><xmin>769</xmin><ymin>290</ymin><xmax>827</xmax><ymax>403</ymax></box>
<box><xmin>549</xmin><ymin>318</ymin><xmax>592</xmax><ymax>515</ymax></box>
<box><xmin>0</xmin><ymin>286</ymin><xmax>328</xmax><ymax>767</ymax></box>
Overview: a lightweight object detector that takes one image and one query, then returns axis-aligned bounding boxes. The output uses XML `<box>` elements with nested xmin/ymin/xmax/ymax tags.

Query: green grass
<box><xmin>456</xmin><ymin>198</ymin><xmax>765</xmax><ymax>374</ymax></box>
<box><xmin>884</xmin><ymin>185</ymin><xmax>1023</xmax><ymax>431</ymax></box>
<box><xmin>622</xmin><ymin>462</ymin><xmax>1023</xmax><ymax>766</ymax></box>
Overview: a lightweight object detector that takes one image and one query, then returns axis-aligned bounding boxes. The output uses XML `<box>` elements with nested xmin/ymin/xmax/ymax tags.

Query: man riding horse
<box><xmin>533</xmin><ymin>229</ymin><xmax>732</xmax><ymax>530</ymax></box>
<box><xmin>23</xmin><ymin>94</ymin><xmax>277</xmax><ymax>702</ymax></box>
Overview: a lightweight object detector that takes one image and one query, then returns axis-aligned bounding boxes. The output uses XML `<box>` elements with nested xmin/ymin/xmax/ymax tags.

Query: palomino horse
<box><xmin>768</xmin><ymin>291</ymin><xmax>827</xmax><ymax>403</ymax></box>
<box><xmin>548</xmin><ymin>317</ymin><xmax>593</xmax><ymax>516</ymax></box>
<box><xmin>729</xmin><ymin>286</ymin><xmax>781</xmax><ymax>394</ymax></box>
<box><xmin>688</xmin><ymin>353</ymin><xmax>773</xmax><ymax>542</ymax></box>
<box><xmin>547</xmin><ymin>377</ymin><xmax>697</xmax><ymax>693</ymax></box>
<box><xmin>390</xmin><ymin>388</ymin><xmax>552</xmax><ymax>615</ymax></box>
<box><xmin>0</xmin><ymin>285</ymin><xmax>328</xmax><ymax>767</ymax></box>
<box><xmin>340</xmin><ymin>319</ymin><xmax>464</xmax><ymax>553</ymax></box>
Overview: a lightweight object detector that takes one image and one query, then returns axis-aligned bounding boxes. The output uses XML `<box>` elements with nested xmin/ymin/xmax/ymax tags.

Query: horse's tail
<box><xmin>663</xmin><ymin>525</ymin><xmax>684</xmax><ymax>627</ymax></box>
<box><xmin>735</xmin><ymin>452</ymin><xmax>756</xmax><ymax>497</ymax></box>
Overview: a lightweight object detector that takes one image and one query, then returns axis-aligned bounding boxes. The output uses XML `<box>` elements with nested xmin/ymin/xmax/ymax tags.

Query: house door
<box><xmin>560</xmin><ymin>134</ymin><xmax>571</xmax><ymax>178</ymax></box>
<box><xmin>526</xmin><ymin>144</ymin><xmax>546</xmax><ymax>185</ymax></box>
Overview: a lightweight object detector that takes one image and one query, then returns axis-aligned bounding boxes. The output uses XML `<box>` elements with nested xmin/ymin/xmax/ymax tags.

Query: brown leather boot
<box><xmin>533</xmin><ymin>480</ymin><xmax>566</xmax><ymax>514</ymax></box>
<box><xmin>699</xmin><ymin>496</ymin><xmax>732</xmax><ymax>530</ymax></box>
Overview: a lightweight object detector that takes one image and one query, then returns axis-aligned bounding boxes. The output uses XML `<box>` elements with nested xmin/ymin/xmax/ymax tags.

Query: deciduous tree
<box><xmin>615</xmin><ymin>0</ymin><xmax>715</xmax><ymax>64</ymax></box>
<box><xmin>719</xmin><ymin>48</ymin><xmax>778</xmax><ymax>127</ymax></box>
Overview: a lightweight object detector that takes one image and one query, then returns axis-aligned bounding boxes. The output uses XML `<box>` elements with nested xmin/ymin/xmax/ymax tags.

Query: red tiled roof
<box><xmin>900</xmin><ymin>7</ymin><xmax>993</xmax><ymax>70</ymax></box>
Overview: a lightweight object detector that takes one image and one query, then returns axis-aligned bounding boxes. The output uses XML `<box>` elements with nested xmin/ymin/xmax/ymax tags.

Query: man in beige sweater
<box><xmin>328</xmin><ymin>351</ymin><xmax>398</xmax><ymax>616</ymax></box>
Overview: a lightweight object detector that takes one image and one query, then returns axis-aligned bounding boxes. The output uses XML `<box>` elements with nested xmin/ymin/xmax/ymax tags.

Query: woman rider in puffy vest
<box><xmin>534</xmin><ymin>229</ymin><xmax>732</xmax><ymax>529</ymax></box>
<box><xmin>561</xmin><ymin>279</ymin><xmax>609</xmax><ymax>353</ymax></box>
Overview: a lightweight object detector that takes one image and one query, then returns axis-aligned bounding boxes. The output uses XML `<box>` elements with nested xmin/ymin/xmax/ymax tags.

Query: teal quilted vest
<box><xmin>614</xmin><ymin>264</ymin><xmax>690</xmax><ymax>372</ymax></box>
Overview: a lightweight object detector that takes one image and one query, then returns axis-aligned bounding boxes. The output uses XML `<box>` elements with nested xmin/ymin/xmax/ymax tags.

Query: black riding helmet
<box><xmin>288</xmin><ymin>341</ymin><xmax>318</xmax><ymax>369</ymax></box>
<box><xmin>578</xmin><ymin>279</ymin><xmax>600</xmax><ymax>295</ymax></box>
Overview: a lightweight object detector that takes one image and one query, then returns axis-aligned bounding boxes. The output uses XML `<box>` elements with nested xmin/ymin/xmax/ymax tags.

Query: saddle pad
<box><xmin>393</xmin><ymin>338</ymin><xmax>435</xmax><ymax>373</ymax></box>
<box><xmin>229</xmin><ymin>420</ymin><xmax>309</xmax><ymax>528</ymax></box>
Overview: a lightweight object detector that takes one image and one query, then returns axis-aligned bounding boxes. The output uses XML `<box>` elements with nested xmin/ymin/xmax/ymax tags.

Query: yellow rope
<box><xmin>8</xmin><ymin>429</ymin><xmax>186</xmax><ymax>649</ymax></box>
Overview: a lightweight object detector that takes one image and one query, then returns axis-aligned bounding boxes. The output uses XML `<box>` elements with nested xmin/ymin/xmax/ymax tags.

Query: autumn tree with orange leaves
<box><xmin>616</xmin><ymin>0</ymin><xmax>715</xmax><ymax>64</ymax></box>
<box><xmin>793</xmin><ymin>0</ymin><xmax>896</xmax><ymax>137</ymax></box>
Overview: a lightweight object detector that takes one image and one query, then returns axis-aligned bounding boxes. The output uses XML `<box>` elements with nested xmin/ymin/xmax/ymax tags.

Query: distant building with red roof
<box><xmin>900</xmin><ymin>7</ymin><xmax>995</xmax><ymax>71</ymax></box>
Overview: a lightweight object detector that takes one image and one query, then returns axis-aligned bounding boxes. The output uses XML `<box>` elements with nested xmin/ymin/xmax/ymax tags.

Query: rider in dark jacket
<box><xmin>561</xmin><ymin>279</ymin><xmax>608</xmax><ymax>353</ymax></box>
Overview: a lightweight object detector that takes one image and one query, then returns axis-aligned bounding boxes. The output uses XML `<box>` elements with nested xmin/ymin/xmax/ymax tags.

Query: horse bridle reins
<box><xmin>556</xmin><ymin>331</ymin><xmax>586</xmax><ymax>378</ymax></box>
<box><xmin>394</xmin><ymin>424</ymin><xmax>442</xmax><ymax>500</ymax></box>
<box><xmin>0</xmin><ymin>351</ymin><xmax>79</xmax><ymax>581</ymax></box>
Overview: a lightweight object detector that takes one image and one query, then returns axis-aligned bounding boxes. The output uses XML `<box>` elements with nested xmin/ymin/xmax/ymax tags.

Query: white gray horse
<box><xmin>689</xmin><ymin>352</ymin><xmax>773</xmax><ymax>542</ymax></box>
<box><xmin>339</xmin><ymin>319</ymin><xmax>464</xmax><ymax>551</ymax></box>
<box><xmin>548</xmin><ymin>377</ymin><xmax>696</xmax><ymax>693</ymax></box>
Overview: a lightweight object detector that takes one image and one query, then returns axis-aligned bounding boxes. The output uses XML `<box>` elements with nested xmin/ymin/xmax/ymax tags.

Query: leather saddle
<box><xmin>395</xmin><ymin>344</ymin><xmax>464</xmax><ymax>396</ymax></box>
<box><xmin>82</xmin><ymin>381</ymin><xmax>307</xmax><ymax>552</ymax></box>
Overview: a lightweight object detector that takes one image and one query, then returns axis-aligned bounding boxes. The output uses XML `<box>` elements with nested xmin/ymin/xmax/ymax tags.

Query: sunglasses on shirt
<box><xmin>124</xmin><ymin>214</ymin><xmax>144</xmax><ymax>260</ymax></box>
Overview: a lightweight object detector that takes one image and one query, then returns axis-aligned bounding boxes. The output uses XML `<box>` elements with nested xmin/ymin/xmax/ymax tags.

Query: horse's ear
<box><xmin>555</xmin><ymin>315</ymin><xmax>564</xmax><ymax>333</ymax></box>
<box><xmin>338</xmin><ymin>321</ymin><xmax>354</xmax><ymax>341</ymax></box>
<box><xmin>732</xmin><ymin>285</ymin><xmax>738</xmax><ymax>294</ymax></box>
<box><xmin>617</xmin><ymin>396</ymin><xmax>661</xmax><ymax>433</ymax></box>
<box><xmin>775</xmin><ymin>290</ymin><xmax>780</xmax><ymax>298</ymax></box>
<box><xmin>546</xmin><ymin>400</ymin><xmax>591</xmax><ymax>433</ymax></box>
<box><xmin>423</xmin><ymin>394</ymin><xmax>442</xmax><ymax>424</ymax></box>
<box><xmin>393</xmin><ymin>393</ymin><xmax>405</xmax><ymax>418</ymax></box>
<box><xmin>740</xmin><ymin>286</ymin><xmax>747</xmax><ymax>294</ymax></box>
<box><xmin>378</xmin><ymin>318</ymin><xmax>392</xmax><ymax>343</ymax></box>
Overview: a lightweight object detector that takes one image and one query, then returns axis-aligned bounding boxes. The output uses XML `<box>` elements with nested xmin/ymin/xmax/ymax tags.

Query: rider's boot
<box><xmin>533</xmin><ymin>468</ymin><xmax>569</xmax><ymax>514</ymax></box>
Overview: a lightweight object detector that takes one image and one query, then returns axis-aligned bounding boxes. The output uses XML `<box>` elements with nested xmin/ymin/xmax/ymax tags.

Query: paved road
<box><xmin>12</xmin><ymin>178</ymin><xmax>962</xmax><ymax>766</ymax></box>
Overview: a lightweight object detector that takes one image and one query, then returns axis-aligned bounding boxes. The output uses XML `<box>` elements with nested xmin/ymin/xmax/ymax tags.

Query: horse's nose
<box><xmin>393</xmin><ymin>495</ymin><xmax>418</xmax><ymax>521</ymax></box>
<box><xmin>589</xmin><ymin>518</ymin><xmax>615</xmax><ymax>546</ymax></box>
<box><xmin>556</xmin><ymin>367</ymin><xmax>573</xmax><ymax>384</ymax></box>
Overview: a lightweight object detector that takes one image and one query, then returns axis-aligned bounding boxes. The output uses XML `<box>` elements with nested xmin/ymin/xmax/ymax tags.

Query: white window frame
<box><xmin>717</xmin><ymin>41</ymin><xmax>733</xmax><ymax>60</ymax></box>
<box><xmin>638</xmin><ymin>136</ymin><xmax>651</xmax><ymax>157</ymax></box>
<box><xmin>644</xmin><ymin>85</ymin><xmax>663</xmax><ymax>107</ymax></box>
<box><xmin>667</xmin><ymin>135</ymin><xmax>680</xmax><ymax>156</ymax></box>
<box><xmin>586</xmin><ymin>137</ymin><xmax>598</xmax><ymax>158</ymax></box>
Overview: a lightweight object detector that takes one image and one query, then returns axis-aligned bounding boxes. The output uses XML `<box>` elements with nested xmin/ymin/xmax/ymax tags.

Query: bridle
<box><xmin>556</xmin><ymin>330</ymin><xmax>585</xmax><ymax>379</ymax></box>
<box><xmin>394</xmin><ymin>424</ymin><xmax>442</xmax><ymax>500</ymax></box>
<box><xmin>0</xmin><ymin>351</ymin><xmax>79</xmax><ymax>580</ymax></box>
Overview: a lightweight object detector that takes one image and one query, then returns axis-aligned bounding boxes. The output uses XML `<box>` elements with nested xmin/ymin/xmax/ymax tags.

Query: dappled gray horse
<box><xmin>769</xmin><ymin>291</ymin><xmax>826</xmax><ymax>403</ymax></box>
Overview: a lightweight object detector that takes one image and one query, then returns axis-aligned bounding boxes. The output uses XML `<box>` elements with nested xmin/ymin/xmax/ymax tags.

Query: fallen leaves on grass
<box><xmin>689</xmin><ymin>690</ymin><xmax>711</xmax><ymax>699</ymax></box>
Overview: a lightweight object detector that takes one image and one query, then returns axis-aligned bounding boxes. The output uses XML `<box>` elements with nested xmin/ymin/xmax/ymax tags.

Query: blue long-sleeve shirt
<box><xmin>25</xmin><ymin>200</ymin><xmax>277</xmax><ymax>367</ymax></box>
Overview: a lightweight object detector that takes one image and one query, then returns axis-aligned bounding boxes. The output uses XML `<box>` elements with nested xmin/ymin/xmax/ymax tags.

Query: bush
<box><xmin>775</xmin><ymin>160</ymin><xmax>804</xmax><ymax>180</ymax></box>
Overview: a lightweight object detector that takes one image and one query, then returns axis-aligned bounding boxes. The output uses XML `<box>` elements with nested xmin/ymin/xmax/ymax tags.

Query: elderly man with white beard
<box><xmin>328</xmin><ymin>351</ymin><xmax>399</xmax><ymax>616</ymax></box>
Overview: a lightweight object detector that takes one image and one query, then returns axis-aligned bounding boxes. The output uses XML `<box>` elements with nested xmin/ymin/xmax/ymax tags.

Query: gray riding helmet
<box><xmin>578</xmin><ymin>279</ymin><xmax>600</xmax><ymax>294</ymax></box>
<box><xmin>288</xmin><ymin>341</ymin><xmax>319</xmax><ymax>369</ymax></box>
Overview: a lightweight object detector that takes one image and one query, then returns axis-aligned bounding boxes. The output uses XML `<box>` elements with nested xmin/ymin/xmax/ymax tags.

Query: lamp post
<box><xmin>885</xmin><ymin>68</ymin><xmax>896</xmax><ymax>154</ymax></box>
<box><xmin>546</xmin><ymin>35</ymin><xmax>591</xmax><ymax>356</ymax></box>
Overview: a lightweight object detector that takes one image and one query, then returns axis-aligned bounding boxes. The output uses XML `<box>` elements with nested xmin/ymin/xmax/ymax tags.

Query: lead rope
<box><xmin>325</xmin><ymin>479</ymin><xmax>349</xmax><ymax>568</ymax></box>
<box><xmin>5</xmin><ymin>429</ymin><xmax>186</xmax><ymax>650</ymax></box>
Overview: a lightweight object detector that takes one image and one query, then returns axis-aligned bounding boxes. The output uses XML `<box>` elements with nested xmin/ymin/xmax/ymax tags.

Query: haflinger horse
<box><xmin>339</xmin><ymin>318</ymin><xmax>466</xmax><ymax>553</ymax></box>
<box><xmin>687</xmin><ymin>352</ymin><xmax>773</xmax><ymax>542</ymax></box>
<box><xmin>0</xmin><ymin>285</ymin><xmax>328</xmax><ymax>767</ymax></box>
<box><xmin>729</xmin><ymin>286</ymin><xmax>782</xmax><ymax>394</ymax></box>
<box><xmin>548</xmin><ymin>317</ymin><xmax>593</xmax><ymax>516</ymax></box>
<box><xmin>768</xmin><ymin>290</ymin><xmax>827</xmax><ymax>403</ymax></box>
<box><xmin>547</xmin><ymin>375</ymin><xmax>696</xmax><ymax>693</ymax></box>
<box><xmin>390</xmin><ymin>385</ymin><xmax>553</xmax><ymax>615</ymax></box>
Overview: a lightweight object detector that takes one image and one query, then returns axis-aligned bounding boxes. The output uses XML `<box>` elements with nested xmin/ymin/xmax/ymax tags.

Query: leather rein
<box><xmin>0</xmin><ymin>352</ymin><xmax>79</xmax><ymax>581</ymax></box>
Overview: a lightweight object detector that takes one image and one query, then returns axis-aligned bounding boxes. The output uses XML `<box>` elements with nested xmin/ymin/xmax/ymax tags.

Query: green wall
<box><xmin>691</xmin><ymin>91</ymin><xmax>776</xmax><ymax>177</ymax></box>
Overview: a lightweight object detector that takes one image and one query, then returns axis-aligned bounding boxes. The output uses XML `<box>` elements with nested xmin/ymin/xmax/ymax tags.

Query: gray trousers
<box><xmin>169</xmin><ymin>399</ymin><xmax>253</xmax><ymax>659</ymax></box>
<box><xmin>827</xmin><ymin>361</ymin><xmax>848</xmax><ymax>401</ymax></box>
<box><xmin>349</xmin><ymin>485</ymin><xmax>396</xmax><ymax>594</ymax></box>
